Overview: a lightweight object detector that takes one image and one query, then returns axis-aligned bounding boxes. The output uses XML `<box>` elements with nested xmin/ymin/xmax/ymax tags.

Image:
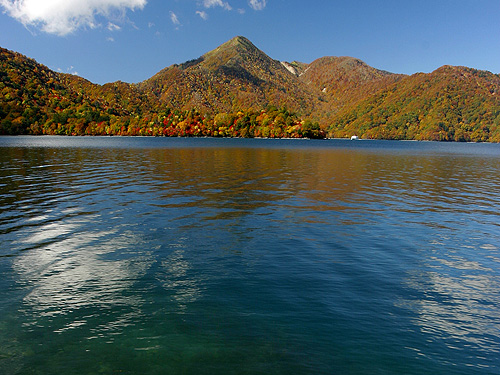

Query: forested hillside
<box><xmin>328</xmin><ymin>66</ymin><xmax>500</xmax><ymax>141</ymax></box>
<box><xmin>1</xmin><ymin>37</ymin><xmax>500</xmax><ymax>141</ymax></box>
<box><xmin>138</xmin><ymin>36</ymin><xmax>319</xmax><ymax>116</ymax></box>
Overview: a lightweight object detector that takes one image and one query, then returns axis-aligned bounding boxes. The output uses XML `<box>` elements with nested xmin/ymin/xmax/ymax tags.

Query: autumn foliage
<box><xmin>328</xmin><ymin>66</ymin><xmax>500</xmax><ymax>142</ymax></box>
<box><xmin>2</xmin><ymin>39</ymin><xmax>500</xmax><ymax>142</ymax></box>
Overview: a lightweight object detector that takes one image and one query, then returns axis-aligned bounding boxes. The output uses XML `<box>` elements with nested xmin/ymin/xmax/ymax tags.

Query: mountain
<box><xmin>1</xmin><ymin>37</ymin><xmax>500</xmax><ymax>141</ymax></box>
<box><xmin>329</xmin><ymin>65</ymin><xmax>500</xmax><ymax>141</ymax></box>
<box><xmin>299</xmin><ymin>56</ymin><xmax>404</xmax><ymax>107</ymax></box>
<box><xmin>0</xmin><ymin>46</ymin><xmax>160</xmax><ymax>135</ymax></box>
<box><xmin>293</xmin><ymin>56</ymin><xmax>405</xmax><ymax>124</ymax></box>
<box><xmin>138</xmin><ymin>36</ymin><xmax>319</xmax><ymax>115</ymax></box>
<box><xmin>0</xmin><ymin>47</ymin><xmax>117</xmax><ymax>135</ymax></box>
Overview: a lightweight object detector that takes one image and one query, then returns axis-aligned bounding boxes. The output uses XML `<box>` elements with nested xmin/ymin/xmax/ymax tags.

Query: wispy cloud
<box><xmin>203</xmin><ymin>0</ymin><xmax>232</xmax><ymax>11</ymax></box>
<box><xmin>196</xmin><ymin>11</ymin><xmax>208</xmax><ymax>20</ymax></box>
<box><xmin>169</xmin><ymin>11</ymin><xmax>180</xmax><ymax>25</ymax></box>
<box><xmin>248</xmin><ymin>0</ymin><xmax>266</xmax><ymax>11</ymax></box>
<box><xmin>57</xmin><ymin>66</ymin><xmax>79</xmax><ymax>75</ymax></box>
<box><xmin>107</xmin><ymin>22</ymin><xmax>121</xmax><ymax>31</ymax></box>
<box><xmin>0</xmin><ymin>0</ymin><xmax>147</xmax><ymax>36</ymax></box>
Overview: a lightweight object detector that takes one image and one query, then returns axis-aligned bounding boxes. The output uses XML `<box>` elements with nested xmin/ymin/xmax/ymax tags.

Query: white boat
<box><xmin>350</xmin><ymin>135</ymin><xmax>359</xmax><ymax>140</ymax></box>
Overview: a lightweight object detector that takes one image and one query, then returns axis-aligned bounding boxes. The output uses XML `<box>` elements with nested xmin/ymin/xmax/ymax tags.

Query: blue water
<box><xmin>0</xmin><ymin>136</ymin><xmax>499</xmax><ymax>374</ymax></box>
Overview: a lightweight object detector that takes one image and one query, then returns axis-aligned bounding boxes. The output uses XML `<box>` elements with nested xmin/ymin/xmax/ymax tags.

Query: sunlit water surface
<box><xmin>0</xmin><ymin>136</ymin><xmax>499</xmax><ymax>374</ymax></box>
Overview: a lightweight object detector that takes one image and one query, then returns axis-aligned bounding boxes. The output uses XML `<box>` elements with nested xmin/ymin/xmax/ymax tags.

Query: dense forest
<box><xmin>1</xmin><ymin>37</ymin><xmax>500</xmax><ymax>141</ymax></box>
<box><xmin>328</xmin><ymin>66</ymin><xmax>500</xmax><ymax>142</ymax></box>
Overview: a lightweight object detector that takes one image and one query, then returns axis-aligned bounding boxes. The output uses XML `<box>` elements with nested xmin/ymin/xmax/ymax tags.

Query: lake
<box><xmin>0</xmin><ymin>136</ymin><xmax>499</xmax><ymax>374</ymax></box>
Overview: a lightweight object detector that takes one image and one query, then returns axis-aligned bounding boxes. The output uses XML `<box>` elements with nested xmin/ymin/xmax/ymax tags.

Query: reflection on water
<box><xmin>400</xmin><ymin>241</ymin><xmax>500</xmax><ymax>356</ymax></box>
<box><xmin>14</xmin><ymin>226</ymin><xmax>151</xmax><ymax>322</ymax></box>
<box><xmin>157</xmin><ymin>238</ymin><xmax>203</xmax><ymax>312</ymax></box>
<box><xmin>0</xmin><ymin>137</ymin><xmax>499</xmax><ymax>374</ymax></box>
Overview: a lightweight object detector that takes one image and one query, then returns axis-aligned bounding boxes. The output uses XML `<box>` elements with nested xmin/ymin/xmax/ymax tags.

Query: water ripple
<box><xmin>1</xmin><ymin>138</ymin><xmax>499</xmax><ymax>374</ymax></box>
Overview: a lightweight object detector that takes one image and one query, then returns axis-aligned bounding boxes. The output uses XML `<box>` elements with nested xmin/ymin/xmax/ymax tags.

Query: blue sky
<box><xmin>1</xmin><ymin>0</ymin><xmax>499</xmax><ymax>84</ymax></box>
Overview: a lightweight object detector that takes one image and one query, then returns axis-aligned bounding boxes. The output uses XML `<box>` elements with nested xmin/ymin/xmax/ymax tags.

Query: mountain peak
<box><xmin>226</xmin><ymin>35</ymin><xmax>251</xmax><ymax>45</ymax></box>
<box><xmin>203</xmin><ymin>35</ymin><xmax>260</xmax><ymax>61</ymax></box>
<box><xmin>198</xmin><ymin>35</ymin><xmax>276</xmax><ymax>76</ymax></box>
<box><xmin>213</xmin><ymin>36</ymin><xmax>255</xmax><ymax>50</ymax></box>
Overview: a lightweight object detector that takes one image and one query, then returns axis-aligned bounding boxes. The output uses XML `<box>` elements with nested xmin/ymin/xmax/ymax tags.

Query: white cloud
<box><xmin>106</xmin><ymin>36</ymin><xmax>115</xmax><ymax>42</ymax></box>
<box><xmin>107</xmin><ymin>22</ymin><xmax>121</xmax><ymax>31</ymax></box>
<box><xmin>0</xmin><ymin>0</ymin><xmax>146</xmax><ymax>36</ymax></box>
<box><xmin>169</xmin><ymin>11</ymin><xmax>180</xmax><ymax>25</ymax></box>
<box><xmin>196</xmin><ymin>11</ymin><xmax>208</xmax><ymax>20</ymax></box>
<box><xmin>203</xmin><ymin>0</ymin><xmax>231</xmax><ymax>11</ymax></box>
<box><xmin>248</xmin><ymin>0</ymin><xmax>266</xmax><ymax>11</ymax></box>
<box><xmin>237</xmin><ymin>8</ymin><xmax>245</xmax><ymax>14</ymax></box>
<box><xmin>58</xmin><ymin>65</ymin><xmax>79</xmax><ymax>75</ymax></box>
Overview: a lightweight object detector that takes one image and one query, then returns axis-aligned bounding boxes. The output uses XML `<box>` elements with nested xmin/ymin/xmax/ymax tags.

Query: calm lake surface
<box><xmin>0</xmin><ymin>136</ymin><xmax>499</xmax><ymax>375</ymax></box>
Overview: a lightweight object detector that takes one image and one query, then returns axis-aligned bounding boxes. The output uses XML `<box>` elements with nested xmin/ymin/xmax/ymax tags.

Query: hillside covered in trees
<box><xmin>1</xmin><ymin>36</ymin><xmax>500</xmax><ymax>141</ymax></box>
